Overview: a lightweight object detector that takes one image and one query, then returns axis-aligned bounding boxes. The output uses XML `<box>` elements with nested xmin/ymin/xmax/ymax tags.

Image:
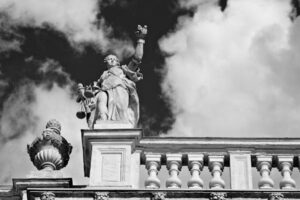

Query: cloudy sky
<box><xmin>0</xmin><ymin>0</ymin><xmax>299</xmax><ymax>185</ymax></box>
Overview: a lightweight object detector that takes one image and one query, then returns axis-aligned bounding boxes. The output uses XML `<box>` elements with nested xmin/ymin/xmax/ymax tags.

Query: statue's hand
<box><xmin>135</xmin><ymin>25</ymin><xmax>147</xmax><ymax>39</ymax></box>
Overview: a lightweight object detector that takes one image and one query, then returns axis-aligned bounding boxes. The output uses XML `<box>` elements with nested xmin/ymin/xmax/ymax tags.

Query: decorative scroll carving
<box><xmin>152</xmin><ymin>192</ymin><xmax>166</xmax><ymax>200</ymax></box>
<box><xmin>269</xmin><ymin>193</ymin><xmax>284</xmax><ymax>200</ymax></box>
<box><xmin>210</xmin><ymin>192</ymin><xmax>227</xmax><ymax>200</ymax></box>
<box><xmin>40</xmin><ymin>192</ymin><xmax>55</xmax><ymax>200</ymax></box>
<box><xmin>94</xmin><ymin>192</ymin><xmax>109</xmax><ymax>200</ymax></box>
<box><xmin>27</xmin><ymin>119</ymin><xmax>73</xmax><ymax>170</ymax></box>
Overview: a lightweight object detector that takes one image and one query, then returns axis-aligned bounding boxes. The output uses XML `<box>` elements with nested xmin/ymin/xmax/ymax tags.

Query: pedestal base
<box><xmin>82</xmin><ymin>128</ymin><xmax>141</xmax><ymax>188</ymax></box>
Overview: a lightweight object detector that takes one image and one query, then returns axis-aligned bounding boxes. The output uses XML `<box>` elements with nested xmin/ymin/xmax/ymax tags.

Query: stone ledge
<box><xmin>138</xmin><ymin>137</ymin><xmax>300</xmax><ymax>154</ymax></box>
<box><xmin>12</xmin><ymin>178</ymin><xmax>73</xmax><ymax>192</ymax></box>
<box><xmin>27</xmin><ymin>189</ymin><xmax>300</xmax><ymax>199</ymax></box>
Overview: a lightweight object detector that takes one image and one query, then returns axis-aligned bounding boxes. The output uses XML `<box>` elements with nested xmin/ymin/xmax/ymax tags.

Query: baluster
<box><xmin>166</xmin><ymin>154</ymin><xmax>182</xmax><ymax>188</ymax></box>
<box><xmin>145</xmin><ymin>154</ymin><xmax>161</xmax><ymax>189</ymax></box>
<box><xmin>256</xmin><ymin>155</ymin><xmax>274</xmax><ymax>189</ymax></box>
<box><xmin>187</xmin><ymin>153</ymin><xmax>204</xmax><ymax>189</ymax></box>
<box><xmin>277</xmin><ymin>155</ymin><xmax>296</xmax><ymax>189</ymax></box>
<box><xmin>208</xmin><ymin>155</ymin><xmax>225</xmax><ymax>189</ymax></box>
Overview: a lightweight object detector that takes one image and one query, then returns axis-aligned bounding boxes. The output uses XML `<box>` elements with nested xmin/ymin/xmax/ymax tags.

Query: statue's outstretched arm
<box><xmin>128</xmin><ymin>25</ymin><xmax>147</xmax><ymax>71</ymax></box>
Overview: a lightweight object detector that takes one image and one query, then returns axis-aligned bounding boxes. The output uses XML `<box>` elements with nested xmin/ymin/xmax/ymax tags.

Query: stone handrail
<box><xmin>138</xmin><ymin>137</ymin><xmax>300</xmax><ymax>153</ymax></box>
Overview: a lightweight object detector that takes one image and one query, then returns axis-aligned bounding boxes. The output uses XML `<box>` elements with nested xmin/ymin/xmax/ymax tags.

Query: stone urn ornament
<box><xmin>27</xmin><ymin>119</ymin><xmax>72</xmax><ymax>172</ymax></box>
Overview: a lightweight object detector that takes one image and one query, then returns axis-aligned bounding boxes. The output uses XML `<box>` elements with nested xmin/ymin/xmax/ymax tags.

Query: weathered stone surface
<box><xmin>102</xmin><ymin>153</ymin><xmax>122</xmax><ymax>182</ymax></box>
<box><xmin>229</xmin><ymin>151</ymin><xmax>252</xmax><ymax>189</ymax></box>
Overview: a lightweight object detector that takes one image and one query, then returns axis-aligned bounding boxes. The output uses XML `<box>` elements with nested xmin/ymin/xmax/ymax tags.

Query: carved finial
<box><xmin>269</xmin><ymin>193</ymin><xmax>284</xmax><ymax>200</ymax></box>
<box><xmin>210</xmin><ymin>192</ymin><xmax>227</xmax><ymax>200</ymax></box>
<box><xmin>27</xmin><ymin>120</ymin><xmax>72</xmax><ymax>171</ymax></box>
<box><xmin>152</xmin><ymin>192</ymin><xmax>166</xmax><ymax>200</ymax></box>
<box><xmin>94</xmin><ymin>192</ymin><xmax>109</xmax><ymax>200</ymax></box>
<box><xmin>41</xmin><ymin>192</ymin><xmax>55</xmax><ymax>200</ymax></box>
<box><xmin>46</xmin><ymin>119</ymin><xmax>61</xmax><ymax>135</ymax></box>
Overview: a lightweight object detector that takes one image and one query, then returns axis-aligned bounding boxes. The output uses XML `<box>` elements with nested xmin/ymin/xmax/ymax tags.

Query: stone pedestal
<box><xmin>82</xmin><ymin>128</ymin><xmax>141</xmax><ymax>188</ymax></box>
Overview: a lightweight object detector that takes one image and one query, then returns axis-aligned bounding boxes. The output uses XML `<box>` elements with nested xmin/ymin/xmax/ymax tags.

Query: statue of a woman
<box><xmin>82</xmin><ymin>25</ymin><xmax>147</xmax><ymax>128</ymax></box>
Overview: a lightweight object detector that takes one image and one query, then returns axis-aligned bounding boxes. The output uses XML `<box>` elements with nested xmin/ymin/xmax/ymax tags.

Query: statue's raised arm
<box><xmin>128</xmin><ymin>25</ymin><xmax>148</xmax><ymax>71</ymax></box>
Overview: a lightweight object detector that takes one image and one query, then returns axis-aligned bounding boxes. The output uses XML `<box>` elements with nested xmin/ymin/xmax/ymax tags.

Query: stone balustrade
<box><xmin>138</xmin><ymin>137</ymin><xmax>300</xmax><ymax>190</ymax></box>
<box><xmin>81</xmin><ymin>129</ymin><xmax>300</xmax><ymax>190</ymax></box>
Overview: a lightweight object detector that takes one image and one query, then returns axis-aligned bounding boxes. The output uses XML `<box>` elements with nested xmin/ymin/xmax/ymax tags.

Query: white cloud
<box><xmin>160</xmin><ymin>0</ymin><xmax>300</xmax><ymax>137</ymax></box>
<box><xmin>0</xmin><ymin>0</ymin><xmax>134</xmax><ymax>58</ymax></box>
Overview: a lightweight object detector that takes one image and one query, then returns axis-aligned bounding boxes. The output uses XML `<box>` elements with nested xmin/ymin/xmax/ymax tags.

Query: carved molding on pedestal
<box><xmin>94</xmin><ymin>192</ymin><xmax>109</xmax><ymax>200</ymax></box>
<box><xmin>151</xmin><ymin>192</ymin><xmax>166</xmax><ymax>200</ymax></box>
<box><xmin>27</xmin><ymin>119</ymin><xmax>73</xmax><ymax>170</ymax></box>
<box><xmin>210</xmin><ymin>192</ymin><xmax>227</xmax><ymax>200</ymax></box>
<box><xmin>40</xmin><ymin>192</ymin><xmax>55</xmax><ymax>200</ymax></box>
<box><xmin>269</xmin><ymin>193</ymin><xmax>284</xmax><ymax>200</ymax></box>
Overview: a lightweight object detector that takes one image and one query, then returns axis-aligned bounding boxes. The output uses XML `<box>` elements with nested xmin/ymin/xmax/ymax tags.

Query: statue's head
<box><xmin>104</xmin><ymin>54</ymin><xmax>120</xmax><ymax>68</ymax></box>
